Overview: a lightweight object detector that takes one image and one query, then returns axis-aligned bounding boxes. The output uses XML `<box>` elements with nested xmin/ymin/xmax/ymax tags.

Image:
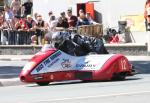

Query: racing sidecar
<box><xmin>19</xmin><ymin>46</ymin><xmax>134</xmax><ymax>86</ymax></box>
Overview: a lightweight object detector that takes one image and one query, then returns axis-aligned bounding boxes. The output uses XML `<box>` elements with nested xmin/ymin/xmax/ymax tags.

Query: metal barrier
<box><xmin>0</xmin><ymin>24</ymin><xmax>103</xmax><ymax>45</ymax></box>
<box><xmin>0</xmin><ymin>29</ymin><xmax>35</xmax><ymax>45</ymax></box>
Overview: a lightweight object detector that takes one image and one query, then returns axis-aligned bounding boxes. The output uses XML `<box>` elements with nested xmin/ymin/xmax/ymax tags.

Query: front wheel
<box><xmin>36</xmin><ymin>82</ymin><xmax>50</xmax><ymax>86</ymax></box>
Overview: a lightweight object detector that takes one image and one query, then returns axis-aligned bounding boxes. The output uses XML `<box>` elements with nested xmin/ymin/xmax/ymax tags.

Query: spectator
<box><xmin>86</xmin><ymin>12</ymin><xmax>97</xmax><ymax>25</ymax></box>
<box><xmin>48</xmin><ymin>11</ymin><xmax>53</xmax><ymax>17</ymax></box>
<box><xmin>12</xmin><ymin>14</ymin><xmax>19</xmax><ymax>29</ymax></box>
<box><xmin>14</xmin><ymin>15</ymin><xmax>30</xmax><ymax>45</ymax></box>
<box><xmin>34</xmin><ymin>15</ymin><xmax>49</xmax><ymax>44</ymax></box>
<box><xmin>26</xmin><ymin>15</ymin><xmax>36</xmax><ymax>31</ymax></box>
<box><xmin>60</xmin><ymin>11</ymin><xmax>68</xmax><ymax>22</ymax></box>
<box><xmin>0</xmin><ymin>15</ymin><xmax>10</xmax><ymax>45</ymax></box>
<box><xmin>22</xmin><ymin>0</ymin><xmax>33</xmax><ymax>16</ymax></box>
<box><xmin>10</xmin><ymin>0</ymin><xmax>21</xmax><ymax>15</ymax></box>
<box><xmin>144</xmin><ymin>0</ymin><xmax>150</xmax><ymax>31</ymax></box>
<box><xmin>33</xmin><ymin>12</ymin><xmax>38</xmax><ymax>23</ymax></box>
<box><xmin>0</xmin><ymin>10</ymin><xmax>4</xmax><ymax>16</ymax></box>
<box><xmin>14</xmin><ymin>15</ymin><xmax>28</xmax><ymax>31</ymax></box>
<box><xmin>56</xmin><ymin>17</ymin><xmax>69</xmax><ymax>28</ymax></box>
<box><xmin>0</xmin><ymin>15</ymin><xmax>9</xmax><ymax>30</ymax></box>
<box><xmin>48</xmin><ymin>11</ymin><xmax>55</xmax><ymax>23</ymax></box>
<box><xmin>79</xmin><ymin>9</ymin><xmax>85</xmax><ymax>16</ymax></box>
<box><xmin>36</xmin><ymin>15</ymin><xmax>49</xmax><ymax>31</ymax></box>
<box><xmin>4</xmin><ymin>5</ymin><xmax>13</xmax><ymax>21</ymax></box>
<box><xmin>44</xmin><ymin>15</ymin><xmax>57</xmax><ymax>44</ymax></box>
<box><xmin>0</xmin><ymin>15</ymin><xmax>4</xmax><ymax>29</ymax></box>
<box><xmin>67</xmin><ymin>9</ymin><xmax>78</xmax><ymax>27</ymax></box>
<box><xmin>49</xmin><ymin>15</ymin><xmax>57</xmax><ymax>32</ymax></box>
<box><xmin>77</xmin><ymin>13</ymin><xmax>89</xmax><ymax>26</ymax></box>
<box><xmin>4</xmin><ymin>5</ymin><xmax>14</xmax><ymax>29</ymax></box>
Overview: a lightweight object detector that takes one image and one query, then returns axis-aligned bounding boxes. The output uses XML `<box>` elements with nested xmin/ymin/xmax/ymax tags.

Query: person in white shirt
<box><xmin>4</xmin><ymin>5</ymin><xmax>14</xmax><ymax>29</ymax></box>
<box><xmin>49</xmin><ymin>15</ymin><xmax>58</xmax><ymax>32</ymax></box>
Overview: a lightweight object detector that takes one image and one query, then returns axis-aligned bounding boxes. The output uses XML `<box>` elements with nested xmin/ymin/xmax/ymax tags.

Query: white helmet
<box><xmin>52</xmin><ymin>31</ymin><xmax>70</xmax><ymax>44</ymax></box>
<box><xmin>52</xmin><ymin>31</ymin><xmax>64</xmax><ymax>44</ymax></box>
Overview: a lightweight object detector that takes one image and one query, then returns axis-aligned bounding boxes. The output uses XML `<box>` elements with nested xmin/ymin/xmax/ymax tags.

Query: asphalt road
<box><xmin>0</xmin><ymin>74</ymin><xmax>149</xmax><ymax>103</ymax></box>
<box><xmin>0</xmin><ymin>60</ymin><xmax>150</xmax><ymax>103</ymax></box>
<box><xmin>0</xmin><ymin>61</ymin><xmax>26</xmax><ymax>79</ymax></box>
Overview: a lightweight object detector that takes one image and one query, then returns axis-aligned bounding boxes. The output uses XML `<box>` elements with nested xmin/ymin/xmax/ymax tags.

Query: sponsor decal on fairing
<box><xmin>61</xmin><ymin>59</ymin><xmax>71</xmax><ymax>69</ymax></box>
<box><xmin>31</xmin><ymin>50</ymin><xmax>115</xmax><ymax>75</ymax></box>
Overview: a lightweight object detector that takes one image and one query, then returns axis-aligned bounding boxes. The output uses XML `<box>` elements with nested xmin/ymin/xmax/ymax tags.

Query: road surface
<box><xmin>0</xmin><ymin>60</ymin><xmax>150</xmax><ymax>103</ymax></box>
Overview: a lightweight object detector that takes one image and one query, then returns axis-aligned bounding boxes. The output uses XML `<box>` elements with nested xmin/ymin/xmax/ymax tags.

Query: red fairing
<box><xmin>20</xmin><ymin>48</ymin><xmax>133</xmax><ymax>84</ymax></box>
<box><xmin>92</xmin><ymin>54</ymin><xmax>132</xmax><ymax>81</ymax></box>
<box><xmin>30</xmin><ymin>49</ymin><xmax>56</xmax><ymax>64</ymax></box>
<box><xmin>19</xmin><ymin>48</ymin><xmax>57</xmax><ymax>82</ymax></box>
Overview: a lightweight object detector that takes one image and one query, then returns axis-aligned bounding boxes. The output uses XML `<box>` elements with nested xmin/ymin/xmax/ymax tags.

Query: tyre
<box><xmin>112</xmin><ymin>72</ymin><xmax>126</xmax><ymax>81</ymax></box>
<box><xmin>36</xmin><ymin>82</ymin><xmax>50</xmax><ymax>86</ymax></box>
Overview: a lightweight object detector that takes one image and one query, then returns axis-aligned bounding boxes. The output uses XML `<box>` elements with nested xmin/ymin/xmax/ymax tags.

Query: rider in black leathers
<box><xmin>51</xmin><ymin>31</ymin><xmax>108</xmax><ymax>56</ymax></box>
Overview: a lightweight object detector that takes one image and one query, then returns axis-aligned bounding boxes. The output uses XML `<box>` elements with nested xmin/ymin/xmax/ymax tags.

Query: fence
<box><xmin>0</xmin><ymin>29</ymin><xmax>35</xmax><ymax>45</ymax></box>
<box><xmin>0</xmin><ymin>24</ymin><xmax>103</xmax><ymax>45</ymax></box>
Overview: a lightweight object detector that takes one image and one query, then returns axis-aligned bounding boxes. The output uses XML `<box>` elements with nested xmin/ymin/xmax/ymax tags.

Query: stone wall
<box><xmin>0</xmin><ymin>45</ymin><xmax>41</xmax><ymax>55</ymax></box>
<box><xmin>105</xmin><ymin>44</ymin><xmax>147</xmax><ymax>55</ymax></box>
<box><xmin>0</xmin><ymin>44</ymin><xmax>148</xmax><ymax>55</ymax></box>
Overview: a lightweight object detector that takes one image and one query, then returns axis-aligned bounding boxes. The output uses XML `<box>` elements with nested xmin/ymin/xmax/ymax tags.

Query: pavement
<box><xmin>0</xmin><ymin>55</ymin><xmax>150</xmax><ymax>87</ymax></box>
<box><xmin>0</xmin><ymin>55</ymin><xmax>150</xmax><ymax>61</ymax></box>
<box><xmin>0</xmin><ymin>55</ymin><xmax>33</xmax><ymax>61</ymax></box>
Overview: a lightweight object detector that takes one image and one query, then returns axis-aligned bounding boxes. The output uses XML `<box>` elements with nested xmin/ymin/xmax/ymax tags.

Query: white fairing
<box><xmin>31</xmin><ymin>50</ymin><xmax>114</xmax><ymax>75</ymax></box>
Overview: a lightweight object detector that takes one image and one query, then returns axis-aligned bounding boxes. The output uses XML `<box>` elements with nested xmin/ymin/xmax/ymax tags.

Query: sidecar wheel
<box><xmin>36</xmin><ymin>82</ymin><xmax>50</xmax><ymax>86</ymax></box>
<box><xmin>112</xmin><ymin>72</ymin><xmax>126</xmax><ymax>81</ymax></box>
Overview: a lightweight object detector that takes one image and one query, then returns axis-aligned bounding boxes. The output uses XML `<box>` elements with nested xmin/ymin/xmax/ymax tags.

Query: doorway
<box><xmin>77</xmin><ymin>2</ymin><xmax>95</xmax><ymax>19</ymax></box>
<box><xmin>77</xmin><ymin>3</ymin><xmax>86</xmax><ymax>16</ymax></box>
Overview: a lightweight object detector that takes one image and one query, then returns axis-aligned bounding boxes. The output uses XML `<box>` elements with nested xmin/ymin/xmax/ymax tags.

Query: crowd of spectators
<box><xmin>0</xmin><ymin>0</ymin><xmax>33</xmax><ymax>30</ymax></box>
<box><xmin>0</xmin><ymin>0</ymin><xmax>99</xmax><ymax>45</ymax></box>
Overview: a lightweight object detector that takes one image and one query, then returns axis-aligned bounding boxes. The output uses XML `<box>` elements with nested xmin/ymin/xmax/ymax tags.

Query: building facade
<box><xmin>33</xmin><ymin>0</ymin><xmax>146</xmax><ymax>30</ymax></box>
<box><xmin>2</xmin><ymin>0</ymin><xmax>146</xmax><ymax>31</ymax></box>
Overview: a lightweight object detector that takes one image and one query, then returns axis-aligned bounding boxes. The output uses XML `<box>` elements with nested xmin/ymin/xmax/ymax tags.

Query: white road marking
<box><xmin>42</xmin><ymin>90</ymin><xmax>150</xmax><ymax>102</ymax></box>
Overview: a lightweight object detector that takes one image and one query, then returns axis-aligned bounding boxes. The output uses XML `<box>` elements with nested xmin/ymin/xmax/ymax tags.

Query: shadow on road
<box><xmin>0</xmin><ymin>66</ymin><xmax>22</xmax><ymax>79</ymax></box>
<box><xmin>27</xmin><ymin>76</ymin><xmax>142</xmax><ymax>87</ymax></box>
<box><xmin>130</xmin><ymin>61</ymin><xmax>150</xmax><ymax>74</ymax></box>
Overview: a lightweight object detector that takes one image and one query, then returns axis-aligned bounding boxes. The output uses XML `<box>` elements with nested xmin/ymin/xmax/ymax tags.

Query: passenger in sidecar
<box><xmin>45</xmin><ymin>31</ymin><xmax>108</xmax><ymax>56</ymax></box>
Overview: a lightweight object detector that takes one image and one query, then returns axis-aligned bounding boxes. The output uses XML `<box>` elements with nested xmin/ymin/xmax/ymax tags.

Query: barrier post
<box><xmin>148</xmin><ymin>31</ymin><xmax>150</xmax><ymax>55</ymax></box>
<box><xmin>0</xmin><ymin>30</ymin><xmax>2</xmax><ymax>44</ymax></box>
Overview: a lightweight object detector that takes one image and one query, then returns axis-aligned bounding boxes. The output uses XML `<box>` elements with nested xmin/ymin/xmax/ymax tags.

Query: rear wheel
<box><xmin>36</xmin><ymin>82</ymin><xmax>50</xmax><ymax>86</ymax></box>
<box><xmin>112</xmin><ymin>72</ymin><xmax>127</xmax><ymax>81</ymax></box>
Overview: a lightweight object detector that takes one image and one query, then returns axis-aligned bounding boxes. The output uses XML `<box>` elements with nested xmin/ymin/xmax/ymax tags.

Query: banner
<box><xmin>121</xmin><ymin>14</ymin><xmax>145</xmax><ymax>32</ymax></box>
